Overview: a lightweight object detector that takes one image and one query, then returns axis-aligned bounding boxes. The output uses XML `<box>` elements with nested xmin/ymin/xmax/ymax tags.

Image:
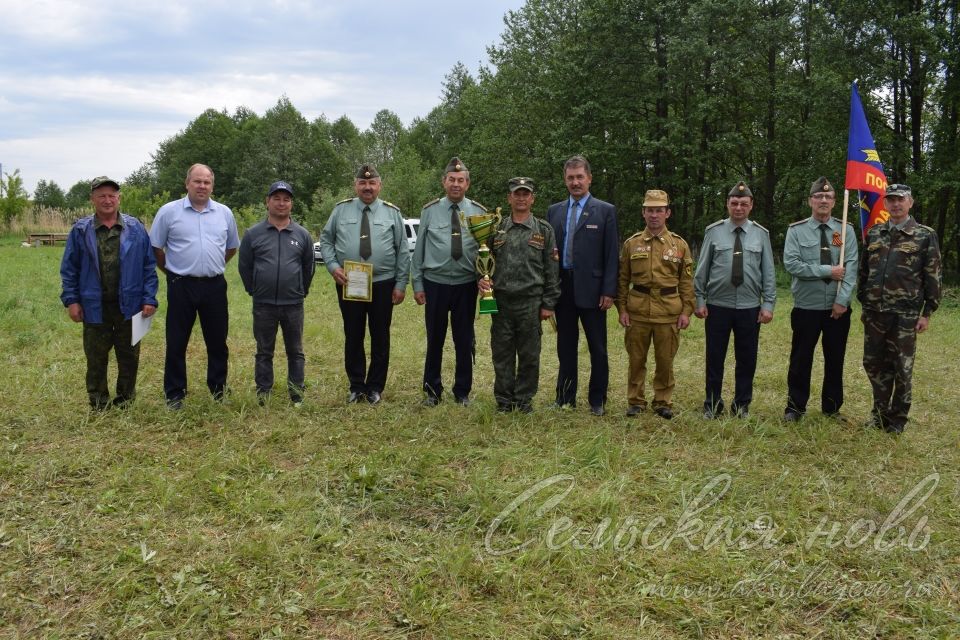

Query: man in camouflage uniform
<box><xmin>60</xmin><ymin>177</ymin><xmax>159</xmax><ymax>410</ymax></box>
<box><xmin>858</xmin><ymin>183</ymin><xmax>942</xmax><ymax>434</ymax></box>
<box><xmin>616</xmin><ymin>189</ymin><xmax>695</xmax><ymax>419</ymax></box>
<box><xmin>486</xmin><ymin>177</ymin><xmax>560</xmax><ymax>413</ymax></box>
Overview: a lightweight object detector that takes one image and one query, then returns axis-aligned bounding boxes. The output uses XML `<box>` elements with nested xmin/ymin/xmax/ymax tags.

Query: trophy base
<box><xmin>478</xmin><ymin>297</ymin><xmax>499</xmax><ymax>315</ymax></box>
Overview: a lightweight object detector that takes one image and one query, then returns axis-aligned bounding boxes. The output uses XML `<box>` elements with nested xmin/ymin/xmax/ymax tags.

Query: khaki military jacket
<box><xmin>616</xmin><ymin>227</ymin><xmax>695</xmax><ymax>323</ymax></box>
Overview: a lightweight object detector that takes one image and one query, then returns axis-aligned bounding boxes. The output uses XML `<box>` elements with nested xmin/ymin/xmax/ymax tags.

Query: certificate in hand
<box><xmin>342</xmin><ymin>260</ymin><xmax>373</xmax><ymax>302</ymax></box>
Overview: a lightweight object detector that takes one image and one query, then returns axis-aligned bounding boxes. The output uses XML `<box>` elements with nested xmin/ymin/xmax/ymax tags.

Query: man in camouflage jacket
<box><xmin>857</xmin><ymin>183</ymin><xmax>942</xmax><ymax>434</ymax></box>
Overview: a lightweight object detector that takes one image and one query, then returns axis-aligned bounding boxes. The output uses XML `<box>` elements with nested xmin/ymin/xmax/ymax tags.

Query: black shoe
<box><xmin>550</xmin><ymin>402</ymin><xmax>575</xmax><ymax>411</ymax></box>
<box><xmin>516</xmin><ymin>402</ymin><xmax>533</xmax><ymax>414</ymax></box>
<box><xmin>348</xmin><ymin>391</ymin><xmax>366</xmax><ymax>404</ymax></box>
<box><xmin>625</xmin><ymin>405</ymin><xmax>644</xmax><ymax>417</ymax></box>
<box><xmin>422</xmin><ymin>395</ymin><xmax>441</xmax><ymax>407</ymax></box>
<box><xmin>454</xmin><ymin>395</ymin><xmax>470</xmax><ymax>407</ymax></box>
<box><xmin>783</xmin><ymin>410</ymin><xmax>801</xmax><ymax>423</ymax></box>
<box><xmin>166</xmin><ymin>398</ymin><xmax>184</xmax><ymax>411</ymax></box>
<box><xmin>703</xmin><ymin>406</ymin><xmax>721</xmax><ymax>420</ymax></box>
<box><xmin>257</xmin><ymin>392</ymin><xmax>270</xmax><ymax>407</ymax></box>
<box><xmin>367</xmin><ymin>391</ymin><xmax>382</xmax><ymax>405</ymax></box>
<box><xmin>496</xmin><ymin>402</ymin><xmax>513</xmax><ymax>413</ymax></box>
<box><xmin>733</xmin><ymin>405</ymin><xmax>749</xmax><ymax>418</ymax></box>
<box><xmin>111</xmin><ymin>396</ymin><xmax>133</xmax><ymax>409</ymax></box>
<box><xmin>590</xmin><ymin>405</ymin><xmax>605</xmax><ymax>417</ymax></box>
<box><xmin>212</xmin><ymin>388</ymin><xmax>228</xmax><ymax>403</ymax></box>
<box><xmin>654</xmin><ymin>407</ymin><xmax>673</xmax><ymax>420</ymax></box>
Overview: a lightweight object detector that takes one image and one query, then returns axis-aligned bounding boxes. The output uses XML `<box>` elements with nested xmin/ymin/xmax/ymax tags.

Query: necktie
<box><xmin>359</xmin><ymin>205</ymin><xmax>372</xmax><ymax>260</ymax></box>
<box><xmin>731</xmin><ymin>227</ymin><xmax>744</xmax><ymax>287</ymax></box>
<box><xmin>819</xmin><ymin>223</ymin><xmax>832</xmax><ymax>283</ymax></box>
<box><xmin>564</xmin><ymin>201</ymin><xmax>579</xmax><ymax>267</ymax></box>
<box><xmin>450</xmin><ymin>203</ymin><xmax>462</xmax><ymax>260</ymax></box>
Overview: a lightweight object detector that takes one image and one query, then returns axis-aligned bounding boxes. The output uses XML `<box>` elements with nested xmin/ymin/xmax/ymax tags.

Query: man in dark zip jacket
<box><xmin>238</xmin><ymin>181</ymin><xmax>315</xmax><ymax>405</ymax></box>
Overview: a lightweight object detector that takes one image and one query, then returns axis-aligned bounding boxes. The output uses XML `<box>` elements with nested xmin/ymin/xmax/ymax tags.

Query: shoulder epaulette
<box><xmin>752</xmin><ymin>221</ymin><xmax>769</xmax><ymax>233</ymax></box>
<box><xmin>626</xmin><ymin>230</ymin><xmax>644</xmax><ymax>241</ymax></box>
<box><xmin>668</xmin><ymin>230</ymin><xmax>686</xmax><ymax>240</ymax></box>
<box><xmin>705</xmin><ymin>219</ymin><xmax>724</xmax><ymax>230</ymax></box>
<box><xmin>469</xmin><ymin>199</ymin><xmax>488</xmax><ymax>212</ymax></box>
<box><xmin>918</xmin><ymin>223</ymin><xmax>936</xmax><ymax>234</ymax></box>
<box><xmin>421</xmin><ymin>198</ymin><xmax>441</xmax><ymax>210</ymax></box>
<box><xmin>336</xmin><ymin>197</ymin><xmax>354</xmax><ymax>205</ymax></box>
<box><xmin>382</xmin><ymin>200</ymin><xmax>401</xmax><ymax>211</ymax></box>
<box><xmin>788</xmin><ymin>219</ymin><xmax>806</xmax><ymax>227</ymax></box>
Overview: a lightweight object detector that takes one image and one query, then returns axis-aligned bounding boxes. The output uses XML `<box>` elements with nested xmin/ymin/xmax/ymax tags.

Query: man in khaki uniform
<box><xmin>616</xmin><ymin>189</ymin><xmax>695</xmax><ymax>419</ymax></box>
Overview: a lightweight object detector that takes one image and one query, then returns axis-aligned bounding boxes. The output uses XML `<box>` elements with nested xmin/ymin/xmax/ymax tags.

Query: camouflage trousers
<box><xmin>862</xmin><ymin>310</ymin><xmax>917</xmax><ymax>430</ymax></box>
<box><xmin>624</xmin><ymin>320</ymin><xmax>680</xmax><ymax>409</ymax></box>
<box><xmin>83</xmin><ymin>302</ymin><xmax>140</xmax><ymax>409</ymax></box>
<box><xmin>490</xmin><ymin>299</ymin><xmax>543</xmax><ymax>407</ymax></box>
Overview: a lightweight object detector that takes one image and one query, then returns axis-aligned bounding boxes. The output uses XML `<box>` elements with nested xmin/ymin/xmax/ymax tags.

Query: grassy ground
<box><xmin>0</xmin><ymin>237</ymin><xmax>957</xmax><ymax>639</ymax></box>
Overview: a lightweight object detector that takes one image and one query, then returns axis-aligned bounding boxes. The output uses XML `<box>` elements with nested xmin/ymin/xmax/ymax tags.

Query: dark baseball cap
<box><xmin>90</xmin><ymin>176</ymin><xmax>120</xmax><ymax>191</ymax></box>
<box><xmin>267</xmin><ymin>181</ymin><xmax>294</xmax><ymax>197</ymax></box>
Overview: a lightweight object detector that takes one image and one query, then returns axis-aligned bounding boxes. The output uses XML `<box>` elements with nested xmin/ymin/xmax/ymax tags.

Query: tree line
<box><xmin>13</xmin><ymin>0</ymin><xmax>959</xmax><ymax>272</ymax></box>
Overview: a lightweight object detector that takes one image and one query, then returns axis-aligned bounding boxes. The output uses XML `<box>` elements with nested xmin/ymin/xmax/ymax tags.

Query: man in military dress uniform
<box><xmin>616</xmin><ymin>189</ymin><xmax>694</xmax><ymax>419</ymax></box>
<box><xmin>412</xmin><ymin>157</ymin><xmax>487</xmax><ymax>406</ymax></box>
<box><xmin>694</xmin><ymin>181</ymin><xmax>776</xmax><ymax>418</ymax></box>
<box><xmin>485</xmin><ymin>177</ymin><xmax>560</xmax><ymax>413</ymax></box>
<box><xmin>782</xmin><ymin>177</ymin><xmax>858</xmax><ymax>422</ymax></box>
<box><xmin>320</xmin><ymin>164</ymin><xmax>410</xmax><ymax>404</ymax></box>
<box><xmin>858</xmin><ymin>183</ymin><xmax>942</xmax><ymax>434</ymax></box>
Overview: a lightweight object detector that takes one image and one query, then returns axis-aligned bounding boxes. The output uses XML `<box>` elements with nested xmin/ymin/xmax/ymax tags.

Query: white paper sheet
<box><xmin>131</xmin><ymin>311</ymin><xmax>153</xmax><ymax>346</ymax></box>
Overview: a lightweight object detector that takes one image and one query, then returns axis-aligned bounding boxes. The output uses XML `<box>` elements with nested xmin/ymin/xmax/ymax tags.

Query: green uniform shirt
<box><xmin>490</xmin><ymin>214</ymin><xmax>561</xmax><ymax>309</ymax></box>
<box><xmin>411</xmin><ymin>196</ymin><xmax>486</xmax><ymax>292</ymax></box>
<box><xmin>319</xmin><ymin>197</ymin><xmax>410</xmax><ymax>290</ymax></box>
<box><xmin>694</xmin><ymin>218</ymin><xmax>776</xmax><ymax>311</ymax></box>
<box><xmin>95</xmin><ymin>217</ymin><xmax>123</xmax><ymax>303</ymax></box>
<box><xmin>783</xmin><ymin>216</ymin><xmax>858</xmax><ymax>309</ymax></box>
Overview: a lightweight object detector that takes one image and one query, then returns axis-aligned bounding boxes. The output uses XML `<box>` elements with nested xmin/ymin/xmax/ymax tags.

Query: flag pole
<box><xmin>838</xmin><ymin>189</ymin><xmax>849</xmax><ymax>265</ymax></box>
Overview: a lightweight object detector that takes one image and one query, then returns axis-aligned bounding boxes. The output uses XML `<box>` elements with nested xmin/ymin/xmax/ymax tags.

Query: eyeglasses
<box><xmin>811</xmin><ymin>194</ymin><xmax>835</xmax><ymax>201</ymax></box>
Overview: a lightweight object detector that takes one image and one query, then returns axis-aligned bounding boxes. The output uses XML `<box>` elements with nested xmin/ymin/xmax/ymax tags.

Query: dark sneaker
<box><xmin>367</xmin><ymin>391</ymin><xmax>382</xmax><ymax>405</ymax></box>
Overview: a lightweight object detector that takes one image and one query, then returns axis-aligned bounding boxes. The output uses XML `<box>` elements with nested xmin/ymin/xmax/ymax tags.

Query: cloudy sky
<box><xmin>0</xmin><ymin>0</ymin><xmax>525</xmax><ymax>194</ymax></box>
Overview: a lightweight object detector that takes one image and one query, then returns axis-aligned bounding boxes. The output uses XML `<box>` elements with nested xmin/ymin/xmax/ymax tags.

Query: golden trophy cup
<box><xmin>466</xmin><ymin>208</ymin><xmax>502</xmax><ymax>315</ymax></box>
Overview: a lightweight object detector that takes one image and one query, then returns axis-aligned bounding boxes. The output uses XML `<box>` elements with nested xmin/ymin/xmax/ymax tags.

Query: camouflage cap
<box><xmin>885</xmin><ymin>183</ymin><xmax>912</xmax><ymax>197</ymax></box>
<box><xmin>355</xmin><ymin>164</ymin><xmax>380</xmax><ymax>180</ymax></box>
<box><xmin>444</xmin><ymin>156</ymin><xmax>468</xmax><ymax>173</ymax></box>
<box><xmin>809</xmin><ymin>176</ymin><xmax>834</xmax><ymax>196</ymax></box>
<box><xmin>508</xmin><ymin>177</ymin><xmax>535</xmax><ymax>193</ymax></box>
<box><xmin>267</xmin><ymin>180</ymin><xmax>294</xmax><ymax>197</ymax></box>
<box><xmin>728</xmin><ymin>181</ymin><xmax>753</xmax><ymax>198</ymax></box>
<box><xmin>642</xmin><ymin>189</ymin><xmax>669</xmax><ymax>207</ymax></box>
<box><xmin>90</xmin><ymin>176</ymin><xmax>120</xmax><ymax>191</ymax></box>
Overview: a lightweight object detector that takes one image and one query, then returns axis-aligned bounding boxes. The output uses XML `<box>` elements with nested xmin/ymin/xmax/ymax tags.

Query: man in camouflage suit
<box><xmin>616</xmin><ymin>189</ymin><xmax>695</xmax><ymax>419</ymax></box>
<box><xmin>858</xmin><ymin>183</ymin><xmax>942</xmax><ymax>434</ymax></box>
<box><xmin>485</xmin><ymin>177</ymin><xmax>560</xmax><ymax>413</ymax></box>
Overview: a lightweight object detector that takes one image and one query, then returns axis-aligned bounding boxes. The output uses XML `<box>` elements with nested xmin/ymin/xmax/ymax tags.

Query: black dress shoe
<box><xmin>496</xmin><ymin>402</ymin><xmax>513</xmax><ymax>413</ymax></box>
<box><xmin>590</xmin><ymin>405</ymin><xmax>605</xmax><ymax>417</ymax></box>
<box><xmin>733</xmin><ymin>405</ymin><xmax>749</xmax><ymax>418</ymax></box>
<box><xmin>625</xmin><ymin>405</ymin><xmax>644</xmax><ymax>417</ymax></box>
<box><xmin>348</xmin><ymin>391</ymin><xmax>366</xmax><ymax>404</ymax></box>
<box><xmin>454</xmin><ymin>396</ymin><xmax>470</xmax><ymax>407</ymax></box>
<box><xmin>702</xmin><ymin>407</ymin><xmax>721</xmax><ymax>420</ymax></box>
<box><xmin>516</xmin><ymin>402</ymin><xmax>533</xmax><ymax>414</ymax></box>
<box><xmin>367</xmin><ymin>391</ymin><xmax>382</xmax><ymax>405</ymax></box>
<box><xmin>783</xmin><ymin>410</ymin><xmax>801</xmax><ymax>422</ymax></box>
<box><xmin>422</xmin><ymin>395</ymin><xmax>441</xmax><ymax>407</ymax></box>
<box><xmin>654</xmin><ymin>407</ymin><xmax>673</xmax><ymax>420</ymax></box>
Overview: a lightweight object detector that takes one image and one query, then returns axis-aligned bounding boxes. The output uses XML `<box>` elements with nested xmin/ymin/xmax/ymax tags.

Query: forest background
<box><xmin>4</xmin><ymin>0</ymin><xmax>959</xmax><ymax>271</ymax></box>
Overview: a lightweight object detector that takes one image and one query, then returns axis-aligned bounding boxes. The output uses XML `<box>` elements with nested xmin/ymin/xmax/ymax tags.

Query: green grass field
<box><xmin>1</xmin><ymin>238</ymin><xmax>957</xmax><ymax>638</ymax></box>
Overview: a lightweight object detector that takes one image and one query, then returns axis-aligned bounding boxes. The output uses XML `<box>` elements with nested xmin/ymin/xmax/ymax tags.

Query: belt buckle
<box><xmin>650</xmin><ymin>287</ymin><xmax>661</xmax><ymax>300</ymax></box>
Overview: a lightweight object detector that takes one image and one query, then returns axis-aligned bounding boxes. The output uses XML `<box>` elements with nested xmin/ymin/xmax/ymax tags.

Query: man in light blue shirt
<box><xmin>151</xmin><ymin>163</ymin><xmax>240</xmax><ymax>408</ymax></box>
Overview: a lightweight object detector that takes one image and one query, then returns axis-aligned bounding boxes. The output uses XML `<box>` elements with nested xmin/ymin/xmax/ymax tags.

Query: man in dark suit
<box><xmin>547</xmin><ymin>155</ymin><xmax>620</xmax><ymax>415</ymax></box>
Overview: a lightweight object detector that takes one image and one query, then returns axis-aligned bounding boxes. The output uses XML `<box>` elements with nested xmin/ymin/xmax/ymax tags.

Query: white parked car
<box><xmin>314</xmin><ymin>218</ymin><xmax>419</xmax><ymax>263</ymax></box>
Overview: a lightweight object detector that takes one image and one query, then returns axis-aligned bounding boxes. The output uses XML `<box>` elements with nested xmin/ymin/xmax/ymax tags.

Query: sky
<box><xmin>0</xmin><ymin>0</ymin><xmax>526</xmax><ymax>195</ymax></box>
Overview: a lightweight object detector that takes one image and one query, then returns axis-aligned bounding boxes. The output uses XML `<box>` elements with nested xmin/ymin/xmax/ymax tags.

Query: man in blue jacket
<box><xmin>238</xmin><ymin>181</ymin><xmax>315</xmax><ymax>406</ymax></box>
<box><xmin>60</xmin><ymin>177</ymin><xmax>159</xmax><ymax>410</ymax></box>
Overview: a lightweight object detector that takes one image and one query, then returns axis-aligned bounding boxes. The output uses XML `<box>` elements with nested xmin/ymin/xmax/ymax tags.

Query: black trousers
<box><xmin>422</xmin><ymin>278</ymin><xmax>477</xmax><ymax>400</ymax></box>
<box><xmin>164</xmin><ymin>273</ymin><xmax>229</xmax><ymax>401</ymax></box>
<box><xmin>253</xmin><ymin>302</ymin><xmax>305</xmax><ymax>399</ymax></box>
<box><xmin>554</xmin><ymin>269</ymin><xmax>609</xmax><ymax>408</ymax></box>
<box><xmin>704</xmin><ymin>304</ymin><xmax>760</xmax><ymax>413</ymax></box>
<box><xmin>786</xmin><ymin>306</ymin><xmax>852</xmax><ymax>415</ymax></box>
<box><xmin>337</xmin><ymin>279</ymin><xmax>395</xmax><ymax>394</ymax></box>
